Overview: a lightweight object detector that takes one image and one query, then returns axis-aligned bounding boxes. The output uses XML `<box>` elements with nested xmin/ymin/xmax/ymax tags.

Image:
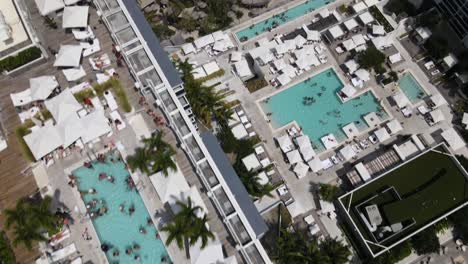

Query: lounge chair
<box><xmin>110</xmin><ymin>110</ymin><xmax>126</xmax><ymax>130</ymax></box>
<box><xmin>51</xmin><ymin>243</ymin><xmax>77</xmax><ymax>262</ymax></box>
<box><xmin>103</xmin><ymin>91</ymin><xmax>118</xmax><ymax>111</ymax></box>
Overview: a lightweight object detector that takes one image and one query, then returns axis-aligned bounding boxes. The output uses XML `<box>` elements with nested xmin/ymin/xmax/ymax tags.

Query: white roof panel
<box><xmin>441</xmin><ymin>128</ymin><xmax>465</xmax><ymax>151</ymax></box>
<box><xmin>54</xmin><ymin>45</ymin><xmax>83</xmax><ymax>67</ymax></box>
<box><xmin>62</xmin><ymin>6</ymin><xmax>89</xmax><ymax>29</ymax></box>
<box><xmin>343</xmin><ymin>18</ymin><xmax>358</xmax><ymax>31</ymax></box>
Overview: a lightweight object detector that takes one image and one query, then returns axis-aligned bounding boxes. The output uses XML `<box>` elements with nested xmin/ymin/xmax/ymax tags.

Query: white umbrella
<box><xmin>62</xmin><ymin>6</ymin><xmax>89</xmax><ymax>29</ymax></box>
<box><xmin>300</xmin><ymin>146</ymin><xmax>316</xmax><ymax>161</ymax></box>
<box><xmin>321</xmin><ymin>134</ymin><xmax>338</xmax><ymax>150</ymax></box>
<box><xmin>386</xmin><ymin>119</ymin><xmax>403</xmax><ymax>134</ymax></box>
<box><xmin>342</xmin><ymin>122</ymin><xmax>359</xmax><ymax>139</ymax></box>
<box><xmin>294</xmin><ymin>162</ymin><xmax>309</xmax><ymax>178</ymax></box>
<box><xmin>339</xmin><ymin>145</ymin><xmax>356</xmax><ymax>161</ymax></box>
<box><xmin>374</xmin><ymin>128</ymin><xmax>391</xmax><ymax>142</ymax></box>
<box><xmin>286</xmin><ymin>149</ymin><xmax>302</xmax><ymax>164</ymax></box>
<box><xmin>430</xmin><ymin>109</ymin><xmax>445</xmax><ymax>123</ymax></box>
<box><xmin>294</xmin><ymin>135</ymin><xmax>311</xmax><ymax>148</ymax></box>
<box><xmin>35</xmin><ymin>0</ymin><xmax>64</xmax><ymax>16</ymax></box>
<box><xmin>276</xmin><ymin>135</ymin><xmax>293</xmax><ymax>153</ymax></box>
<box><xmin>308</xmin><ymin>158</ymin><xmax>323</xmax><ymax>173</ymax></box>
<box><xmin>30</xmin><ymin>76</ymin><xmax>58</xmax><ymax>100</ymax></box>
<box><xmin>54</xmin><ymin>45</ymin><xmax>83</xmax><ymax>67</ymax></box>
<box><xmin>45</xmin><ymin>89</ymin><xmax>82</xmax><ymax>123</ymax></box>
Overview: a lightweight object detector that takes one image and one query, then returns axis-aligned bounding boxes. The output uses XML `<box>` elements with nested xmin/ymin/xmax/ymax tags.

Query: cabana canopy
<box><xmin>343</xmin><ymin>18</ymin><xmax>358</xmax><ymax>31</ymax></box>
<box><xmin>441</xmin><ymin>128</ymin><xmax>465</xmax><ymax>151</ymax></box>
<box><xmin>182</xmin><ymin>43</ymin><xmax>196</xmax><ymax>55</ymax></box>
<box><xmin>189</xmin><ymin>238</ymin><xmax>225</xmax><ymax>264</ymax></box>
<box><xmin>273</xmin><ymin>59</ymin><xmax>286</xmax><ymax>71</ymax></box>
<box><xmin>430</xmin><ymin>94</ymin><xmax>446</xmax><ymax>108</ymax></box>
<box><xmin>308</xmin><ymin>158</ymin><xmax>323</xmax><ymax>173</ymax></box>
<box><xmin>388</xmin><ymin>53</ymin><xmax>402</xmax><ymax>64</ymax></box>
<box><xmin>343</xmin><ymin>122</ymin><xmax>359</xmax><ymax>138</ymax></box>
<box><xmin>293</xmin><ymin>162</ymin><xmax>309</xmax><ymax>178</ymax></box>
<box><xmin>277</xmin><ymin>73</ymin><xmax>292</xmax><ymax>86</ymax></box>
<box><xmin>371</xmin><ymin>36</ymin><xmax>393</xmax><ymax>49</ymax></box>
<box><xmin>328</xmin><ymin>25</ymin><xmax>344</xmax><ymax>39</ymax></box>
<box><xmin>29</xmin><ymin>76</ymin><xmax>58</xmax><ymax>100</ymax></box>
<box><xmin>374</xmin><ymin>127</ymin><xmax>391</xmax><ymax>142</ymax></box>
<box><xmin>10</xmin><ymin>89</ymin><xmax>32</xmax><ymax>106</ymax></box>
<box><xmin>286</xmin><ymin>149</ymin><xmax>302</xmax><ymax>164</ymax></box>
<box><xmin>393</xmin><ymin>91</ymin><xmax>410</xmax><ymax>109</ymax></box>
<box><xmin>24</xmin><ymin>123</ymin><xmax>62</xmax><ymax>160</ymax></box>
<box><xmin>45</xmin><ymin>89</ymin><xmax>82</xmax><ymax>123</ymax></box>
<box><xmin>300</xmin><ymin>146</ymin><xmax>316</xmax><ymax>161</ymax></box>
<box><xmin>230</xmin><ymin>51</ymin><xmax>242</xmax><ymax>62</ymax></box>
<box><xmin>344</xmin><ymin>59</ymin><xmax>359</xmax><ymax>73</ymax></box>
<box><xmin>462</xmin><ymin>113</ymin><xmax>468</xmax><ymax>127</ymax></box>
<box><xmin>364</xmin><ymin>112</ymin><xmax>380</xmax><ymax>127</ymax></box>
<box><xmin>54</xmin><ymin>45</ymin><xmax>83</xmax><ymax>67</ymax></box>
<box><xmin>231</xmin><ymin>123</ymin><xmax>248</xmax><ymax>139</ymax></box>
<box><xmin>242</xmin><ymin>154</ymin><xmax>261</xmax><ymax>171</ymax></box>
<box><xmin>79</xmin><ymin>110</ymin><xmax>111</xmax><ymax>143</ymax></box>
<box><xmin>355</xmin><ymin>162</ymin><xmax>371</xmax><ymax>181</ymax></box>
<box><xmin>234</xmin><ymin>59</ymin><xmax>253</xmax><ymax>79</ymax></box>
<box><xmin>62</xmin><ymin>6</ymin><xmax>89</xmax><ymax>29</ymax></box>
<box><xmin>372</xmin><ymin>25</ymin><xmax>385</xmax><ymax>36</ymax></box>
<box><xmin>386</xmin><ymin>119</ymin><xmax>403</xmax><ymax>134</ymax></box>
<box><xmin>430</xmin><ymin>109</ymin><xmax>445</xmax><ymax>123</ymax></box>
<box><xmin>352</xmin><ymin>2</ymin><xmax>367</xmax><ymax>13</ymax></box>
<box><xmin>294</xmin><ymin>135</ymin><xmax>311</xmax><ymax>148</ymax></box>
<box><xmin>321</xmin><ymin>134</ymin><xmax>338</xmax><ymax>150</ymax></box>
<box><xmin>340</xmin><ymin>145</ymin><xmax>356</xmax><ymax>161</ymax></box>
<box><xmin>194</xmin><ymin>34</ymin><xmax>214</xmax><ymax>49</ymax></box>
<box><xmin>355</xmin><ymin>69</ymin><xmax>370</xmax><ymax>82</ymax></box>
<box><xmin>57</xmin><ymin>115</ymin><xmax>83</xmax><ymax>147</ymax></box>
<box><xmin>352</xmin><ymin>34</ymin><xmax>366</xmax><ymax>46</ymax></box>
<box><xmin>359</xmin><ymin>12</ymin><xmax>374</xmax><ymax>24</ymax></box>
<box><xmin>276</xmin><ymin>135</ymin><xmax>294</xmax><ymax>153</ymax></box>
<box><xmin>202</xmin><ymin>61</ymin><xmax>220</xmax><ymax>75</ymax></box>
<box><xmin>35</xmin><ymin>0</ymin><xmax>64</xmax><ymax>16</ymax></box>
<box><xmin>341</xmin><ymin>84</ymin><xmax>356</xmax><ymax>98</ymax></box>
<box><xmin>342</xmin><ymin>39</ymin><xmax>356</xmax><ymax>51</ymax></box>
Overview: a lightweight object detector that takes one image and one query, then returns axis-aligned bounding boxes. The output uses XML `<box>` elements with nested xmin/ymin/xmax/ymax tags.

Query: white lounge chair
<box><xmin>51</xmin><ymin>243</ymin><xmax>77</xmax><ymax>262</ymax></box>
<box><xmin>110</xmin><ymin>110</ymin><xmax>126</xmax><ymax>130</ymax></box>
<box><xmin>103</xmin><ymin>90</ymin><xmax>118</xmax><ymax>111</ymax></box>
<box><xmin>81</xmin><ymin>39</ymin><xmax>101</xmax><ymax>57</ymax></box>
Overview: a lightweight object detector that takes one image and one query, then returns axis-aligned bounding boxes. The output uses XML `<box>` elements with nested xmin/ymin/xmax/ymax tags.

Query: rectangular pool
<box><xmin>236</xmin><ymin>0</ymin><xmax>334</xmax><ymax>42</ymax></box>
<box><xmin>398</xmin><ymin>72</ymin><xmax>427</xmax><ymax>103</ymax></box>
<box><xmin>73</xmin><ymin>153</ymin><xmax>170</xmax><ymax>264</ymax></box>
<box><xmin>260</xmin><ymin>68</ymin><xmax>388</xmax><ymax>151</ymax></box>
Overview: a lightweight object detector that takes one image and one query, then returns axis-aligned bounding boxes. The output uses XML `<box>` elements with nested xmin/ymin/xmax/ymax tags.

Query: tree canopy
<box><xmin>319</xmin><ymin>183</ymin><xmax>340</xmax><ymax>202</ymax></box>
<box><xmin>410</xmin><ymin>226</ymin><xmax>440</xmax><ymax>255</ymax></box>
<box><xmin>424</xmin><ymin>36</ymin><xmax>449</xmax><ymax>60</ymax></box>
<box><xmin>357</xmin><ymin>47</ymin><xmax>386</xmax><ymax>72</ymax></box>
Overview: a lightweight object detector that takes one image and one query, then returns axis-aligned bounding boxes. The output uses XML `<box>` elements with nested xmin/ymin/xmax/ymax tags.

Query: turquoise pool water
<box><xmin>260</xmin><ymin>68</ymin><xmax>388</xmax><ymax>151</ymax></box>
<box><xmin>73</xmin><ymin>154</ymin><xmax>170</xmax><ymax>264</ymax></box>
<box><xmin>236</xmin><ymin>0</ymin><xmax>334</xmax><ymax>41</ymax></box>
<box><xmin>398</xmin><ymin>72</ymin><xmax>427</xmax><ymax>103</ymax></box>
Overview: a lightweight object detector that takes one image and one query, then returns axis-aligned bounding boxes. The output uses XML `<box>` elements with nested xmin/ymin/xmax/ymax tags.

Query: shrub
<box><xmin>245</xmin><ymin>77</ymin><xmax>268</xmax><ymax>93</ymax></box>
<box><xmin>15</xmin><ymin>125</ymin><xmax>35</xmax><ymax>162</ymax></box>
<box><xmin>73</xmin><ymin>88</ymin><xmax>96</xmax><ymax>104</ymax></box>
<box><xmin>389</xmin><ymin>71</ymin><xmax>398</xmax><ymax>82</ymax></box>
<box><xmin>196</xmin><ymin>69</ymin><xmax>225</xmax><ymax>82</ymax></box>
<box><xmin>357</xmin><ymin>47</ymin><xmax>386</xmax><ymax>70</ymax></box>
<box><xmin>0</xmin><ymin>46</ymin><xmax>42</xmax><ymax>72</ymax></box>
<box><xmin>0</xmin><ymin>232</ymin><xmax>15</xmax><ymax>264</ymax></box>
<box><xmin>369</xmin><ymin>6</ymin><xmax>394</xmax><ymax>32</ymax></box>
<box><xmin>411</xmin><ymin>226</ymin><xmax>440</xmax><ymax>255</ymax></box>
<box><xmin>235</xmin><ymin>10</ymin><xmax>244</xmax><ymax>19</ymax></box>
<box><xmin>93</xmin><ymin>78</ymin><xmax>131</xmax><ymax>113</ymax></box>
<box><xmin>33</xmin><ymin>108</ymin><xmax>52</xmax><ymax>122</ymax></box>
<box><xmin>319</xmin><ymin>183</ymin><xmax>340</xmax><ymax>202</ymax></box>
<box><xmin>152</xmin><ymin>23</ymin><xmax>175</xmax><ymax>39</ymax></box>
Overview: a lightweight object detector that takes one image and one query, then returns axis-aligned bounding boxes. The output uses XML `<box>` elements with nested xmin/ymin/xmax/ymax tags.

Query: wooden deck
<box><xmin>0</xmin><ymin>0</ymin><xmax>139</xmax><ymax>262</ymax></box>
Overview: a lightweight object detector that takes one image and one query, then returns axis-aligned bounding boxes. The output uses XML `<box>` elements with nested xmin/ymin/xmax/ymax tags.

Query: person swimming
<box><xmin>139</xmin><ymin>227</ymin><xmax>147</xmax><ymax>234</ymax></box>
<box><xmin>129</xmin><ymin>205</ymin><xmax>135</xmax><ymax>215</ymax></box>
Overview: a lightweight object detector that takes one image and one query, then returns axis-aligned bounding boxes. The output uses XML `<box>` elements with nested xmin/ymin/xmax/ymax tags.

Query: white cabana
<box><xmin>293</xmin><ymin>162</ymin><xmax>309</xmax><ymax>178</ymax></box>
<box><xmin>257</xmin><ymin>172</ymin><xmax>269</xmax><ymax>185</ymax></box>
<box><xmin>429</xmin><ymin>109</ymin><xmax>445</xmax><ymax>123</ymax></box>
<box><xmin>64</xmin><ymin>0</ymin><xmax>80</xmax><ymax>5</ymax></box>
<box><xmin>352</xmin><ymin>2</ymin><xmax>367</xmax><ymax>13</ymax></box>
<box><xmin>286</xmin><ymin>149</ymin><xmax>302</xmax><ymax>164</ymax></box>
<box><xmin>359</xmin><ymin>12</ymin><xmax>374</xmax><ymax>25</ymax></box>
<box><xmin>341</xmin><ymin>84</ymin><xmax>356</xmax><ymax>98</ymax></box>
<box><xmin>242</xmin><ymin>154</ymin><xmax>261</xmax><ymax>171</ymax></box>
<box><xmin>62</xmin><ymin>6</ymin><xmax>89</xmax><ymax>29</ymax></box>
<box><xmin>294</xmin><ymin>35</ymin><xmax>307</xmax><ymax>48</ymax></box>
<box><xmin>277</xmin><ymin>73</ymin><xmax>292</xmax><ymax>86</ymax></box>
<box><xmin>441</xmin><ymin>128</ymin><xmax>465</xmax><ymax>151</ymax></box>
<box><xmin>212</xmin><ymin>39</ymin><xmax>234</xmax><ymax>52</ymax></box>
<box><xmin>32</xmin><ymin>163</ymin><xmax>49</xmax><ymax>192</ymax></box>
<box><xmin>343</xmin><ymin>122</ymin><xmax>359</xmax><ymax>139</ymax></box>
<box><xmin>364</xmin><ymin>0</ymin><xmax>379</xmax><ymax>7</ymax></box>
<box><xmin>342</xmin><ymin>39</ymin><xmax>356</xmax><ymax>51</ymax></box>
<box><xmin>355</xmin><ymin>69</ymin><xmax>370</xmax><ymax>82</ymax></box>
<box><xmin>328</xmin><ymin>25</ymin><xmax>344</xmax><ymax>39</ymax></box>
<box><xmin>149</xmin><ymin>166</ymin><xmax>190</xmax><ymax>205</ymax></box>
<box><xmin>321</xmin><ymin>134</ymin><xmax>339</xmax><ymax>150</ymax></box>
<box><xmin>416</xmin><ymin>27</ymin><xmax>432</xmax><ymax>41</ymax></box>
<box><xmin>273</xmin><ymin>59</ymin><xmax>286</xmax><ymax>70</ymax></box>
<box><xmin>29</xmin><ymin>76</ymin><xmax>58</xmax><ymax>100</ymax></box>
<box><xmin>430</xmin><ymin>94</ymin><xmax>446</xmax><ymax>108</ymax></box>
<box><xmin>443</xmin><ymin>53</ymin><xmax>458</xmax><ymax>69</ymax></box>
<box><xmin>462</xmin><ymin>113</ymin><xmax>468</xmax><ymax>128</ymax></box>
<box><xmin>352</xmin><ymin>34</ymin><xmax>366</xmax><ymax>46</ymax></box>
<box><xmin>393</xmin><ymin>91</ymin><xmax>410</xmax><ymax>108</ymax></box>
<box><xmin>202</xmin><ymin>61</ymin><xmax>220</xmax><ymax>75</ymax></box>
<box><xmin>231</xmin><ymin>124</ymin><xmax>248</xmax><ymax>139</ymax></box>
<box><xmin>319</xmin><ymin>200</ymin><xmax>336</xmax><ymax>214</ymax></box>
<box><xmin>233</xmin><ymin>59</ymin><xmax>253</xmax><ymax>80</ymax></box>
<box><xmin>344</xmin><ymin>59</ymin><xmax>359</xmax><ymax>73</ymax></box>
<box><xmin>308</xmin><ymin>158</ymin><xmax>323</xmax><ymax>173</ymax></box>
<box><xmin>305</xmin><ymin>28</ymin><xmax>321</xmax><ymax>42</ymax></box>
<box><xmin>355</xmin><ymin>162</ymin><xmax>371</xmax><ymax>181</ymax></box>
<box><xmin>211</xmin><ymin>31</ymin><xmax>226</xmax><ymax>41</ymax></box>
<box><xmin>294</xmin><ymin>135</ymin><xmax>311</xmax><ymax>148</ymax></box>
<box><xmin>386</xmin><ymin>119</ymin><xmax>403</xmax><ymax>134</ymax></box>
<box><xmin>54</xmin><ymin>45</ymin><xmax>83</xmax><ymax>67</ymax></box>
<box><xmin>194</xmin><ymin>34</ymin><xmax>215</xmax><ymax>49</ymax></box>
<box><xmin>340</xmin><ymin>145</ymin><xmax>356</xmax><ymax>161</ymax></box>
<box><xmin>230</xmin><ymin>51</ymin><xmax>242</xmax><ymax>62</ymax></box>
<box><xmin>343</xmin><ymin>18</ymin><xmax>358</xmax><ymax>31</ymax></box>
<box><xmin>10</xmin><ymin>89</ymin><xmax>32</xmax><ymax>106</ymax></box>
<box><xmin>45</xmin><ymin>89</ymin><xmax>82</xmax><ymax>123</ymax></box>
<box><xmin>79</xmin><ymin>110</ymin><xmax>111</xmax><ymax>143</ymax></box>
<box><xmin>372</xmin><ymin>25</ymin><xmax>385</xmax><ymax>36</ymax></box>
<box><xmin>364</xmin><ymin>112</ymin><xmax>380</xmax><ymax>127</ymax></box>
<box><xmin>24</xmin><ymin>123</ymin><xmax>62</xmax><ymax>160</ymax></box>
<box><xmin>282</xmin><ymin>64</ymin><xmax>296</xmax><ymax>78</ymax></box>
<box><xmin>182</xmin><ymin>43</ymin><xmax>196</xmax><ymax>55</ymax></box>
<box><xmin>189</xmin><ymin>238</ymin><xmax>225</xmax><ymax>264</ymax></box>
<box><xmin>300</xmin><ymin>146</ymin><xmax>316</xmax><ymax>161</ymax></box>
<box><xmin>57</xmin><ymin>115</ymin><xmax>83</xmax><ymax>147</ymax></box>
<box><xmin>371</xmin><ymin>36</ymin><xmax>393</xmax><ymax>49</ymax></box>
<box><xmin>374</xmin><ymin>127</ymin><xmax>391</xmax><ymax>142</ymax></box>
<box><xmin>276</xmin><ymin>135</ymin><xmax>294</xmax><ymax>153</ymax></box>
<box><xmin>35</xmin><ymin>0</ymin><xmax>64</xmax><ymax>16</ymax></box>
<box><xmin>319</xmin><ymin>9</ymin><xmax>330</xmax><ymax>18</ymax></box>
<box><xmin>388</xmin><ymin>53</ymin><xmax>402</xmax><ymax>64</ymax></box>
<box><xmin>128</xmin><ymin>114</ymin><xmax>151</xmax><ymax>139</ymax></box>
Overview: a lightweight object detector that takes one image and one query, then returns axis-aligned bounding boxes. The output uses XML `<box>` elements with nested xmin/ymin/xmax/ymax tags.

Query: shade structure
<box><xmin>352</xmin><ymin>1</ymin><xmax>367</xmax><ymax>12</ymax></box>
<box><xmin>24</xmin><ymin>123</ymin><xmax>62</xmax><ymax>160</ymax></box>
<box><xmin>34</xmin><ymin>0</ymin><xmax>64</xmax><ymax>16</ymax></box>
<box><xmin>364</xmin><ymin>112</ymin><xmax>380</xmax><ymax>128</ymax></box>
<box><xmin>32</xmin><ymin>163</ymin><xmax>49</xmax><ymax>190</ymax></box>
<box><xmin>355</xmin><ymin>69</ymin><xmax>370</xmax><ymax>82</ymax></box>
<box><xmin>343</xmin><ymin>18</ymin><xmax>358</xmax><ymax>31</ymax></box>
<box><xmin>341</xmin><ymin>84</ymin><xmax>356</xmax><ymax>98</ymax></box>
<box><xmin>149</xmin><ymin>164</ymin><xmax>190</xmax><ymax>205</ymax></box>
<box><xmin>352</xmin><ymin>34</ymin><xmax>366</xmax><ymax>46</ymax></box>
<box><xmin>293</xmin><ymin>162</ymin><xmax>309</xmax><ymax>178</ymax></box>
<box><xmin>64</xmin><ymin>0</ymin><xmax>80</xmax><ymax>5</ymax></box>
<box><xmin>462</xmin><ymin>113</ymin><xmax>468</xmax><ymax>127</ymax></box>
<box><xmin>189</xmin><ymin>237</ymin><xmax>225</xmax><ymax>264</ymax></box>
<box><xmin>10</xmin><ymin>89</ymin><xmax>32</xmax><ymax>106</ymax></box>
<box><xmin>273</xmin><ymin>59</ymin><xmax>287</xmax><ymax>71</ymax></box>
<box><xmin>430</xmin><ymin>94</ymin><xmax>446</xmax><ymax>109</ymax></box>
<box><xmin>358</xmin><ymin>12</ymin><xmax>374</xmax><ymax>25</ymax></box>
<box><xmin>128</xmin><ymin>113</ymin><xmax>151</xmax><ymax>139</ymax></box>
<box><xmin>79</xmin><ymin>110</ymin><xmax>111</xmax><ymax>143</ymax></box>
<box><xmin>374</xmin><ymin>127</ymin><xmax>391</xmax><ymax>142</ymax></box>
<box><xmin>386</xmin><ymin>119</ymin><xmax>403</xmax><ymax>134</ymax></box>
<box><xmin>29</xmin><ymin>76</ymin><xmax>58</xmax><ymax>100</ymax></box>
<box><xmin>62</xmin><ymin>6</ymin><xmax>89</xmax><ymax>29</ymax></box>
<box><xmin>393</xmin><ymin>91</ymin><xmax>410</xmax><ymax>109</ymax></box>
<box><xmin>194</xmin><ymin>34</ymin><xmax>215</xmax><ymax>49</ymax></box>
<box><xmin>45</xmin><ymin>89</ymin><xmax>82</xmax><ymax>123</ymax></box>
<box><xmin>321</xmin><ymin>134</ymin><xmax>338</xmax><ymax>150</ymax></box>
<box><xmin>54</xmin><ymin>45</ymin><xmax>83</xmax><ymax>67</ymax></box>
<box><xmin>339</xmin><ymin>145</ymin><xmax>356</xmax><ymax>161</ymax></box>
<box><xmin>371</xmin><ymin>36</ymin><xmax>393</xmax><ymax>49</ymax></box>
<box><xmin>242</xmin><ymin>153</ymin><xmax>261</xmax><ymax>171</ymax></box>
<box><xmin>277</xmin><ymin>73</ymin><xmax>292</xmax><ymax>86</ymax></box>
<box><xmin>294</xmin><ymin>34</ymin><xmax>307</xmax><ymax>48</ymax></box>
<box><xmin>430</xmin><ymin>109</ymin><xmax>445</xmax><ymax>123</ymax></box>
<box><xmin>230</xmin><ymin>51</ymin><xmax>242</xmax><ymax>62</ymax></box>
<box><xmin>372</xmin><ymin>25</ymin><xmax>385</xmax><ymax>35</ymax></box>
<box><xmin>344</xmin><ymin>59</ymin><xmax>359</xmax><ymax>73</ymax></box>
<box><xmin>257</xmin><ymin>171</ymin><xmax>269</xmax><ymax>185</ymax></box>
<box><xmin>343</xmin><ymin>122</ymin><xmax>359</xmax><ymax>138</ymax></box>
<box><xmin>294</xmin><ymin>135</ymin><xmax>311</xmax><ymax>148</ymax></box>
<box><xmin>308</xmin><ymin>158</ymin><xmax>323</xmax><ymax>173</ymax></box>
<box><xmin>389</xmin><ymin>53</ymin><xmax>402</xmax><ymax>64</ymax></box>
<box><xmin>56</xmin><ymin>115</ymin><xmax>83</xmax><ymax>147</ymax></box>
<box><xmin>234</xmin><ymin>59</ymin><xmax>253</xmax><ymax>79</ymax></box>
<box><xmin>342</xmin><ymin>39</ymin><xmax>356</xmax><ymax>51</ymax></box>
<box><xmin>276</xmin><ymin>134</ymin><xmax>294</xmax><ymax>153</ymax></box>
<box><xmin>355</xmin><ymin>162</ymin><xmax>371</xmax><ymax>182</ymax></box>
<box><xmin>300</xmin><ymin>146</ymin><xmax>316</xmax><ymax>161</ymax></box>
<box><xmin>286</xmin><ymin>149</ymin><xmax>302</xmax><ymax>164</ymax></box>
<box><xmin>202</xmin><ymin>61</ymin><xmax>220</xmax><ymax>75</ymax></box>
<box><xmin>231</xmin><ymin>123</ymin><xmax>248</xmax><ymax>139</ymax></box>
<box><xmin>328</xmin><ymin>25</ymin><xmax>344</xmax><ymax>39</ymax></box>
<box><xmin>181</xmin><ymin>43</ymin><xmax>195</xmax><ymax>55</ymax></box>
<box><xmin>441</xmin><ymin>128</ymin><xmax>465</xmax><ymax>151</ymax></box>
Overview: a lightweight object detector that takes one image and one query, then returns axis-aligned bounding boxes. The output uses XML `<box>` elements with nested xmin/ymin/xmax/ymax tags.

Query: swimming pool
<box><xmin>73</xmin><ymin>154</ymin><xmax>170</xmax><ymax>264</ymax></box>
<box><xmin>398</xmin><ymin>72</ymin><xmax>427</xmax><ymax>103</ymax></box>
<box><xmin>260</xmin><ymin>68</ymin><xmax>388</xmax><ymax>151</ymax></box>
<box><xmin>236</xmin><ymin>0</ymin><xmax>334</xmax><ymax>41</ymax></box>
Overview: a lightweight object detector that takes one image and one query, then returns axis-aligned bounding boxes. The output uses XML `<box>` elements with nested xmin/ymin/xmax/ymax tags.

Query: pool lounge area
<box><xmin>236</xmin><ymin>0</ymin><xmax>334</xmax><ymax>41</ymax></box>
<box><xmin>398</xmin><ymin>72</ymin><xmax>428</xmax><ymax>103</ymax></box>
<box><xmin>72</xmin><ymin>153</ymin><xmax>170</xmax><ymax>264</ymax></box>
<box><xmin>260</xmin><ymin>68</ymin><xmax>388</xmax><ymax>151</ymax></box>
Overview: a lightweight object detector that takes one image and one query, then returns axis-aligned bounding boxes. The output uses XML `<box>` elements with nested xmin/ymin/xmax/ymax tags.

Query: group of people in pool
<box><xmin>102</xmin><ymin>242</ymin><xmax>170</xmax><ymax>263</ymax></box>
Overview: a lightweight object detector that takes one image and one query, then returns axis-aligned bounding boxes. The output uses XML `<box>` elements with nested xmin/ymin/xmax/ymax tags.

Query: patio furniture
<box><xmin>81</xmin><ymin>39</ymin><xmax>101</xmax><ymax>57</ymax></box>
<box><xmin>110</xmin><ymin>111</ymin><xmax>126</xmax><ymax>130</ymax></box>
<box><xmin>72</xmin><ymin>26</ymin><xmax>94</xmax><ymax>40</ymax></box>
<box><xmin>89</xmin><ymin>53</ymin><xmax>111</xmax><ymax>71</ymax></box>
<box><xmin>62</xmin><ymin>66</ymin><xmax>86</xmax><ymax>82</ymax></box>
<box><xmin>103</xmin><ymin>90</ymin><xmax>118</xmax><ymax>111</ymax></box>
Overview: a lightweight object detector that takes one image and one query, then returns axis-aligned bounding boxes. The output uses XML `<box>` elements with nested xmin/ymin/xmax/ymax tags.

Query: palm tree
<box><xmin>238</xmin><ymin>168</ymin><xmax>274</xmax><ymax>199</ymax></box>
<box><xmin>152</xmin><ymin>148</ymin><xmax>177</xmax><ymax>176</ymax></box>
<box><xmin>319</xmin><ymin>237</ymin><xmax>351</xmax><ymax>264</ymax></box>
<box><xmin>126</xmin><ymin>147</ymin><xmax>150</xmax><ymax>174</ymax></box>
<box><xmin>161</xmin><ymin>216</ymin><xmax>189</xmax><ymax>250</ymax></box>
<box><xmin>189</xmin><ymin>215</ymin><xmax>215</xmax><ymax>249</ymax></box>
<box><xmin>4</xmin><ymin>196</ymin><xmax>59</xmax><ymax>250</ymax></box>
